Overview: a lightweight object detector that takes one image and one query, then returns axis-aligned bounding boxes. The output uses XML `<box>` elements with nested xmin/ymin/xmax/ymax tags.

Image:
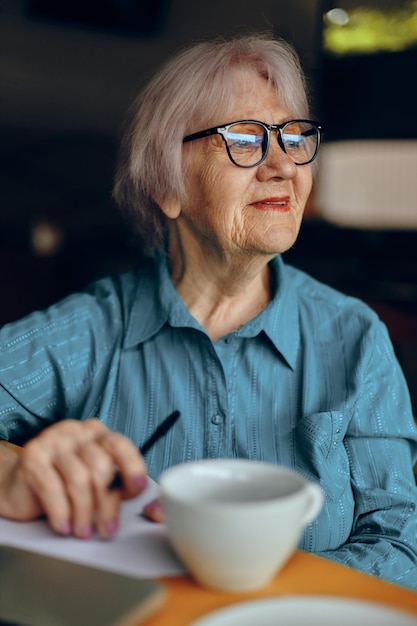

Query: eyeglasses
<box><xmin>183</xmin><ymin>119</ymin><xmax>323</xmax><ymax>168</ymax></box>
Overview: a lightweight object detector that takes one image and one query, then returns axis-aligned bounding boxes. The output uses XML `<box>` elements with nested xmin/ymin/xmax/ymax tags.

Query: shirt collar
<box><xmin>123</xmin><ymin>254</ymin><xmax>202</xmax><ymax>349</ymax></box>
<box><xmin>235</xmin><ymin>256</ymin><xmax>300</xmax><ymax>370</ymax></box>
<box><xmin>123</xmin><ymin>254</ymin><xmax>300</xmax><ymax>370</ymax></box>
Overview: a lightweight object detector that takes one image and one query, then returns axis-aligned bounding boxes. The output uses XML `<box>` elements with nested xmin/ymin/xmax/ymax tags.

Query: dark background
<box><xmin>1</xmin><ymin>0</ymin><xmax>416</xmax><ymax>410</ymax></box>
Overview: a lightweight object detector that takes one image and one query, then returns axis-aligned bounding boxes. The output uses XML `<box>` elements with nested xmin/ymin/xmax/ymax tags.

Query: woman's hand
<box><xmin>142</xmin><ymin>497</ymin><xmax>166</xmax><ymax>523</ymax></box>
<box><xmin>0</xmin><ymin>419</ymin><xmax>148</xmax><ymax>538</ymax></box>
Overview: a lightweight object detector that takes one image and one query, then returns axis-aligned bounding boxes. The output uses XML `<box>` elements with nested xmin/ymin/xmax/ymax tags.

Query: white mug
<box><xmin>159</xmin><ymin>459</ymin><xmax>323</xmax><ymax>592</ymax></box>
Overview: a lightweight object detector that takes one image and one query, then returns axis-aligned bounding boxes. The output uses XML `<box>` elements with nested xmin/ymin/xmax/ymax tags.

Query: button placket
<box><xmin>204</xmin><ymin>342</ymin><xmax>228</xmax><ymax>458</ymax></box>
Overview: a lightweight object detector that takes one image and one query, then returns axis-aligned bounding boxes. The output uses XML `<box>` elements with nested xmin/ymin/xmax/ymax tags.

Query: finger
<box><xmin>37</xmin><ymin>419</ymin><xmax>147</xmax><ymax>496</ymax></box>
<box><xmin>94</xmin><ymin>486</ymin><xmax>122</xmax><ymax>538</ymax></box>
<box><xmin>53</xmin><ymin>450</ymin><xmax>95</xmax><ymax>539</ymax></box>
<box><xmin>18</xmin><ymin>442</ymin><xmax>73</xmax><ymax>535</ymax></box>
<box><xmin>49</xmin><ymin>435</ymin><xmax>125</xmax><ymax>539</ymax></box>
<box><xmin>27</xmin><ymin>420</ymin><xmax>109</xmax><ymax>536</ymax></box>
<box><xmin>78</xmin><ymin>441</ymin><xmax>124</xmax><ymax>538</ymax></box>
<box><xmin>142</xmin><ymin>498</ymin><xmax>165</xmax><ymax>523</ymax></box>
<box><xmin>8</xmin><ymin>420</ymin><xmax>146</xmax><ymax>537</ymax></box>
<box><xmin>7</xmin><ymin>420</ymin><xmax>123</xmax><ymax>536</ymax></box>
<box><xmin>97</xmin><ymin>431</ymin><xmax>148</xmax><ymax>497</ymax></box>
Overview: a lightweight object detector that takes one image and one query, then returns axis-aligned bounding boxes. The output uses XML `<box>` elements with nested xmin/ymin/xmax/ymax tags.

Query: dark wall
<box><xmin>322</xmin><ymin>48</ymin><xmax>417</xmax><ymax>140</ymax></box>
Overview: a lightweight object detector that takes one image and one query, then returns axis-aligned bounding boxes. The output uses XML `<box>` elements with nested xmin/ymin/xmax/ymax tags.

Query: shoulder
<box><xmin>285</xmin><ymin>262</ymin><xmax>379</xmax><ymax>324</ymax></box>
<box><xmin>281</xmin><ymin>262</ymin><xmax>387</xmax><ymax>353</ymax></box>
<box><xmin>0</xmin><ymin>264</ymin><xmax>150</xmax><ymax>352</ymax></box>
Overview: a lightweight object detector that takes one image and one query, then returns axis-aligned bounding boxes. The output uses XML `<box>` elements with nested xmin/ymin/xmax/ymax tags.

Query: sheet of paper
<box><xmin>0</xmin><ymin>479</ymin><xmax>185</xmax><ymax>579</ymax></box>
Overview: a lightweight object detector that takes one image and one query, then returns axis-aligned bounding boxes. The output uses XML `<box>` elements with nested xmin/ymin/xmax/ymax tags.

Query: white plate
<box><xmin>191</xmin><ymin>596</ymin><xmax>417</xmax><ymax>626</ymax></box>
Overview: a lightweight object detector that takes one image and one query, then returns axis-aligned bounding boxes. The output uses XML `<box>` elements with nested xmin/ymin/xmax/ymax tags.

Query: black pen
<box><xmin>109</xmin><ymin>410</ymin><xmax>181</xmax><ymax>490</ymax></box>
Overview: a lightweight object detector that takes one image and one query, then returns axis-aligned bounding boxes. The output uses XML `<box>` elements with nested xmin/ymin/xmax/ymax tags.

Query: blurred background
<box><xmin>1</xmin><ymin>0</ymin><xmax>417</xmax><ymax>409</ymax></box>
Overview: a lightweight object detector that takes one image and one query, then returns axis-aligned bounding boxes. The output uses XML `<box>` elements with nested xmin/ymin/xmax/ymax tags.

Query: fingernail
<box><xmin>105</xmin><ymin>519</ymin><xmax>119</xmax><ymax>536</ymax></box>
<box><xmin>133</xmin><ymin>474</ymin><xmax>148</xmax><ymax>490</ymax></box>
<box><xmin>58</xmin><ymin>521</ymin><xmax>72</xmax><ymax>536</ymax></box>
<box><xmin>143</xmin><ymin>499</ymin><xmax>164</xmax><ymax>515</ymax></box>
<box><xmin>78</xmin><ymin>525</ymin><xmax>93</xmax><ymax>540</ymax></box>
<box><xmin>143</xmin><ymin>499</ymin><xmax>165</xmax><ymax>522</ymax></box>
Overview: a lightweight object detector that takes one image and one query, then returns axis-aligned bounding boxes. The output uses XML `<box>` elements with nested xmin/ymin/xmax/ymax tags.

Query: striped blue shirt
<box><xmin>1</xmin><ymin>254</ymin><xmax>417</xmax><ymax>589</ymax></box>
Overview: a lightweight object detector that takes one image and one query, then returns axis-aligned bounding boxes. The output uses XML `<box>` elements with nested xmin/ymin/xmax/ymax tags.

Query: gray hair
<box><xmin>113</xmin><ymin>33</ymin><xmax>311</xmax><ymax>256</ymax></box>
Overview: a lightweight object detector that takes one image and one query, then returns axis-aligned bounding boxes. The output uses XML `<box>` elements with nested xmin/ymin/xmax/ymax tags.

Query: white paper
<box><xmin>0</xmin><ymin>479</ymin><xmax>185</xmax><ymax>579</ymax></box>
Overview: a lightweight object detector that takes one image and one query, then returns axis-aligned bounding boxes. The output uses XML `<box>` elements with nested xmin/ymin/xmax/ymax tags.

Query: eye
<box><xmin>282</xmin><ymin>133</ymin><xmax>306</xmax><ymax>151</ymax></box>
<box><xmin>227</xmin><ymin>132</ymin><xmax>263</xmax><ymax>151</ymax></box>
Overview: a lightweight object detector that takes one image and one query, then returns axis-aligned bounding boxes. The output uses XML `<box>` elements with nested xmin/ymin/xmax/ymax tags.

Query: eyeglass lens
<box><xmin>225</xmin><ymin>121</ymin><xmax>318</xmax><ymax>166</ymax></box>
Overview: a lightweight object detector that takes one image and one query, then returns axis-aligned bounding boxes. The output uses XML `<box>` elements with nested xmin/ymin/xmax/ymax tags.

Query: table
<box><xmin>146</xmin><ymin>551</ymin><xmax>417</xmax><ymax>625</ymax></box>
<box><xmin>1</xmin><ymin>441</ymin><xmax>416</xmax><ymax>623</ymax></box>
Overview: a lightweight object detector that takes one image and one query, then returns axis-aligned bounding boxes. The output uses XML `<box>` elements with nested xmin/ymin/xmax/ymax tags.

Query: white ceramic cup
<box><xmin>159</xmin><ymin>459</ymin><xmax>323</xmax><ymax>592</ymax></box>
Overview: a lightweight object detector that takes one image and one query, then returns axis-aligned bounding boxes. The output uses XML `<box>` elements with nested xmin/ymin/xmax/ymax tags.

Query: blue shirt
<box><xmin>1</xmin><ymin>254</ymin><xmax>417</xmax><ymax>589</ymax></box>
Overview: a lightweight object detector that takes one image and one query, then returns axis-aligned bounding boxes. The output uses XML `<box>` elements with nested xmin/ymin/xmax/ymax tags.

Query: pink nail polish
<box><xmin>105</xmin><ymin>519</ymin><xmax>119</xmax><ymax>536</ymax></box>
<box><xmin>143</xmin><ymin>499</ymin><xmax>165</xmax><ymax>522</ymax></box>
<box><xmin>58</xmin><ymin>521</ymin><xmax>72</xmax><ymax>536</ymax></box>
<box><xmin>133</xmin><ymin>474</ymin><xmax>148</xmax><ymax>490</ymax></box>
<box><xmin>78</xmin><ymin>525</ymin><xmax>93</xmax><ymax>540</ymax></box>
<box><xmin>144</xmin><ymin>499</ymin><xmax>163</xmax><ymax>514</ymax></box>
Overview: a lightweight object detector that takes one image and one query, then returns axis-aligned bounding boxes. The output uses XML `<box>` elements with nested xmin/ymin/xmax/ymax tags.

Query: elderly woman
<box><xmin>0</xmin><ymin>34</ymin><xmax>416</xmax><ymax>590</ymax></box>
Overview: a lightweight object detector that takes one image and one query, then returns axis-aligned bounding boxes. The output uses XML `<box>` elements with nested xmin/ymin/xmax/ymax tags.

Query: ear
<box><xmin>154</xmin><ymin>195</ymin><xmax>181</xmax><ymax>219</ymax></box>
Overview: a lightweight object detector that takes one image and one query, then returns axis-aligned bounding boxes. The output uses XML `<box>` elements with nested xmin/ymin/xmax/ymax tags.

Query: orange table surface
<box><xmin>146</xmin><ymin>551</ymin><xmax>417</xmax><ymax>626</ymax></box>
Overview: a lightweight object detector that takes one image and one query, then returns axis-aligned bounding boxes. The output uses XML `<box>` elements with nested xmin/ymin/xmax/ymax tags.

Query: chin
<box><xmin>261</xmin><ymin>233</ymin><xmax>299</xmax><ymax>256</ymax></box>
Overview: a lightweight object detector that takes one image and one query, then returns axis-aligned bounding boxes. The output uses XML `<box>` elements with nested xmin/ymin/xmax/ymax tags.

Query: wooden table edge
<box><xmin>146</xmin><ymin>551</ymin><xmax>417</xmax><ymax>625</ymax></box>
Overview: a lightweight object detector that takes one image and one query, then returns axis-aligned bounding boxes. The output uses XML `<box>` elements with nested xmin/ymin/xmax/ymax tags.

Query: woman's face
<box><xmin>166</xmin><ymin>72</ymin><xmax>313</xmax><ymax>262</ymax></box>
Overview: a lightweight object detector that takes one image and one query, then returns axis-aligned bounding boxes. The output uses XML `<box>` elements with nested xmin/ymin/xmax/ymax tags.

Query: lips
<box><xmin>250</xmin><ymin>196</ymin><xmax>291</xmax><ymax>211</ymax></box>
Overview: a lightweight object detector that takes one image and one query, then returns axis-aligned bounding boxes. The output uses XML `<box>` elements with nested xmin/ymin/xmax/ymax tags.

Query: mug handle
<box><xmin>301</xmin><ymin>482</ymin><xmax>324</xmax><ymax>526</ymax></box>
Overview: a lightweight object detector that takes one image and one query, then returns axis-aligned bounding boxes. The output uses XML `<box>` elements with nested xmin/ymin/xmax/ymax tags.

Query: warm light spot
<box><xmin>323</xmin><ymin>2</ymin><xmax>417</xmax><ymax>55</ymax></box>
<box><xmin>31</xmin><ymin>218</ymin><xmax>64</xmax><ymax>256</ymax></box>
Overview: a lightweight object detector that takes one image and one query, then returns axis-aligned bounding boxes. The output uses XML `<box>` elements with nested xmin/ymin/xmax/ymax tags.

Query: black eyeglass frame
<box><xmin>183</xmin><ymin>119</ymin><xmax>323</xmax><ymax>168</ymax></box>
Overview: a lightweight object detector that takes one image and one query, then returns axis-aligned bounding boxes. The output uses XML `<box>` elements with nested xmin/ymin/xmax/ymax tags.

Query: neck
<box><xmin>167</xmin><ymin>231</ymin><xmax>275</xmax><ymax>342</ymax></box>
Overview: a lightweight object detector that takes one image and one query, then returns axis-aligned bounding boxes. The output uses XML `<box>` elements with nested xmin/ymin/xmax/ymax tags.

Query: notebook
<box><xmin>0</xmin><ymin>545</ymin><xmax>165</xmax><ymax>626</ymax></box>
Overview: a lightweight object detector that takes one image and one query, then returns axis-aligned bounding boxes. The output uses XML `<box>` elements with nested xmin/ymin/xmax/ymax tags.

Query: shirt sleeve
<box><xmin>0</xmin><ymin>278</ymin><xmax>124</xmax><ymax>444</ymax></box>
<box><xmin>315</xmin><ymin>318</ymin><xmax>417</xmax><ymax>590</ymax></box>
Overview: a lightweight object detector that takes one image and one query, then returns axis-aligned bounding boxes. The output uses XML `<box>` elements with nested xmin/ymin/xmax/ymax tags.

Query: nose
<box><xmin>256</xmin><ymin>131</ymin><xmax>297</xmax><ymax>180</ymax></box>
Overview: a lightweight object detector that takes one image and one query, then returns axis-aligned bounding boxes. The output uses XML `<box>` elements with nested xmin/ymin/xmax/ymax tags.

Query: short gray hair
<box><xmin>113</xmin><ymin>33</ymin><xmax>310</xmax><ymax>256</ymax></box>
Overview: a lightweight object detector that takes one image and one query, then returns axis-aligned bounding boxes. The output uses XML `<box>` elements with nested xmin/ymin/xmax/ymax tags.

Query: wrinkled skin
<box><xmin>0</xmin><ymin>420</ymin><xmax>150</xmax><ymax>537</ymax></box>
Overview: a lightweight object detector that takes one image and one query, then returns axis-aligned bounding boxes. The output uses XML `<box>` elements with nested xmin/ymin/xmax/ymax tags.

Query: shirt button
<box><xmin>211</xmin><ymin>414</ymin><xmax>223</xmax><ymax>425</ymax></box>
